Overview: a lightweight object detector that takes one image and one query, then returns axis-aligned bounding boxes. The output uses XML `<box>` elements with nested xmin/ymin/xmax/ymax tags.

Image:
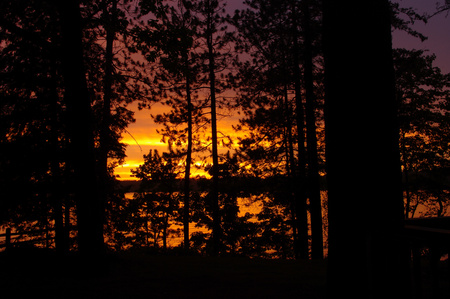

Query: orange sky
<box><xmin>114</xmin><ymin>102</ymin><xmax>241</xmax><ymax>180</ymax></box>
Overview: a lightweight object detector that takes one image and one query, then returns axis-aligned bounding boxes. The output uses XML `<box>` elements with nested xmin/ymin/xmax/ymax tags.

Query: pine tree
<box><xmin>134</xmin><ymin>0</ymin><xmax>211</xmax><ymax>251</ymax></box>
<box><xmin>394</xmin><ymin>48</ymin><xmax>450</xmax><ymax>218</ymax></box>
<box><xmin>193</xmin><ymin>0</ymin><xmax>234</xmax><ymax>255</ymax></box>
<box><xmin>233</xmin><ymin>0</ymin><xmax>314</xmax><ymax>258</ymax></box>
<box><xmin>1</xmin><ymin>0</ymin><xmax>142</xmax><ymax>254</ymax></box>
<box><xmin>300</xmin><ymin>0</ymin><xmax>323</xmax><ymax>260</ymax></box>
<box><xmin>0</xmin><ymin>0</ymin><xmax>69</xmax><ymax>250</ymax></box>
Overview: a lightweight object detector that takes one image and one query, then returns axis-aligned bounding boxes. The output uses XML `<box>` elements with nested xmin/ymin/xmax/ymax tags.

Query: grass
<box><xmin>0</xmin><ymin>249</ymin><xmax>327</xmax><ymax>298</ymax></box>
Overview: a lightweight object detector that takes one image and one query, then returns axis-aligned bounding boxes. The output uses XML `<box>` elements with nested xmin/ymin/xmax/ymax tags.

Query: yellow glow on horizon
<box><xmin>117</xmin><ymin>160</ymin><xmax>143</xmax><ymax>168</ymax></box>
<box><xmin>122</xmin><ymin>136</ymin><xmax>166</xmax><ymax>147</ymax></box>
<box><xmin>114</xmin><ymin>102</ymin><xmax>243</xmax><ymax>181</ymax></box>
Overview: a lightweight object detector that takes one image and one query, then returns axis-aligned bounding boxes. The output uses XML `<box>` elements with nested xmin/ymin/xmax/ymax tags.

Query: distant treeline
<box><xmin>119</xmin><ymin>176</ymin><xmax>329</xmax><ymax>193</ymax></box>
<box><xmin>119</xmin><ymin>169</ymin><xmax>450</xmax><ymax>193</ymax></box>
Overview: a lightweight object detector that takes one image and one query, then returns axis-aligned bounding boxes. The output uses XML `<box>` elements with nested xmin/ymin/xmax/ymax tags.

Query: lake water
<box><xmin>120</xmin><ymin>192</ymin><xmax>325</xmax><ymax>251</ymax></box>
<box><xmin>122</xmin><ymin>190</ymin><xmax>450</xmax><ymax>251</ymax></box>
<box><xmin>121</xmin><ymin>192</ymin><xmax>264</xmax><ymax>249</ymax></box>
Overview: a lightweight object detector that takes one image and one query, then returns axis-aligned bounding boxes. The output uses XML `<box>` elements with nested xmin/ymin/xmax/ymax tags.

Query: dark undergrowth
<box><xmin>0</xmin><ymin>247</ymin><xmax>327</xmax><ymax>298</ymax></box>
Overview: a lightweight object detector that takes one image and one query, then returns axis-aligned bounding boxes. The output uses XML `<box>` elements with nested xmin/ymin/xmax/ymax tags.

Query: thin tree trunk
<box><xmin>183</xmin><ymin>53</ymin><xmax>193</xmax><ymax>251</ymax></box>
<box><xmin>50</xmin><ymin>152</ymin><xmax>66</xmax><ymax>254</ymax></box>
<box><xmin>206</xmin><ymin>0</ymin><xmax>221</xmax><ymax>256</ymax></box>
<box><xmin>58</xmin><ymin>0</ymin><xmax>104</xmax><ymax>258</ymax></box>
<box><xmin>163</xmin><ymin>212</ymin><xmax>168</xmax><ymax>251</ymax></box>
<box><xmin>50</xmin><ymin>146</ymin><xmax>66</xmax><ymax>254</ymax></box>
<box><xmin>282</xmin><ymin>84</ymin><xmax>300</xmax><ymax>258</ymax></box>
<box><xmin>401</xmin><ymin>131</ymin><xmax>411</xmax><ymax>219</ymax></box>
<box><xmin>49</xmin><ymin>82</ymin><xmax>68</xmax><ymax>254</ymax></box>
<box><xmin>302</xmin><ymin>0</ymin><xmax>323</xmax><ymax>260</ymax></box>
<box><xmin>290</xmin><ymin>2</ymin><xmax>309</xmax><ymax>259</ymax></box>
<box><xmin>146</xmin><ymin>213</ymin><xmax>149</xmax><ymax>247</ymax></box>
<box><xmin>99</xmin><ymin>0</ymin><xmax>117</xmax><ymax>237</ymax></box>
<box><xmin>64</xmin><ymin>197</ymin><xmax>71</xmax><ymax>249</ymax></box>
<box><xmin>281</xmin><ymin>87</ymin><xmax>299</xmax><ymax>258</ymax></box>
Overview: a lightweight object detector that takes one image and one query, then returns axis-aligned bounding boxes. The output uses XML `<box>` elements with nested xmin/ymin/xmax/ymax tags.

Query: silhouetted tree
<box><xmin>232</xmin><ymin>0</ymin><xmax>327</xmax><ymax>259</ymax></box>
<box><xmin>233</xmin><ymin>0</ymin><xmax>302</xmax><ymax>257</ymax></box>
<box><xmin>131</xmin><ymin>150</ymin><xmax>182</xmax><ymax>250</ymax></box>
<box><xmin>57</xmin><ymin>0</ymin><xmax>105</xmax><ymax>257</ymax></box>
<box><xmin>234</xmin><ymin>102</ymin><xmax>299</xmax><ymax>258</ymax></box>
<box><xmin>301</xmin><ymin>0</ymin><xmax>323</xmax><ymax>260</ymax></box>
<box><xmin>390</xmin><ymin>2</ymin><xmax>427</xmax><ymax>42</ymax></box>
<box><xmin>194</xmin><ymin>0</ymin><xmax>234</xmax><ymax>255</ymax></box>
<box><xmin>61</xmin><ymin>0</ymin><xmax>140</xmax><ymax>255</ymax></box>
<box><xmin>393</xmin><ymin>48</ymin><xmax>450</xmax><ymax>218</ymax></box>
<box><xmin>133</xmin><ymin>0</ymin><xmax>235</xmax><ymax>255</ymax></box>
<box><xmin>201</xmin><ymin>0</ymin><xmax>219</xmax><ymax>255</ymax></box>
<box><xmin>134</xmin><ymin>0</ymin><xmax>211</xmax><ymax>251</ymax></box>
<box><xmin>98</xmin><ymin>0</ymin><xmax>118</xmax><ymax>251</ymax></box>
<box><xmin>287</xmin><ymin>0</ymin><xmax>310</xmax><ymax>260</ymax></box>
<box><xmin>210</xmin><ymin>152</ymin><xmax>258</xmax><ymax>255</ymax></box>
<box><xmin>0</xmin><ymin>0</ymin><xmax>69</xmax><ymax>248</ymax></box>
<box><xmin>1</xmin><ymin>0</ymin><xmax>143</xmax><ymax>255</ymax></box>
<box><xmin>426</xmin><ymin>1</ymin><xmax>450</xmax><ymax>18</ymax></box>
<box><xmin>323</xmin><ymin>1</ymin><xmax>407</xmax><ymax>297</ymax></box>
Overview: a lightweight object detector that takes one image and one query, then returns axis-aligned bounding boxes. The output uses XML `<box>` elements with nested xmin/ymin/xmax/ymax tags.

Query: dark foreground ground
<box><xmin>0</xmin><ymin>250</ymin><xmax>327</xmax><ymax>298</ymax></box>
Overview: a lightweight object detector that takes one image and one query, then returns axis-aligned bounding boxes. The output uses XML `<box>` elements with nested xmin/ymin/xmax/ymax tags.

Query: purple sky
<box><xmin>227</xmin><ymin>0</ymin><xmax>450</xmax><ymax>72</ymax></box>
<box><xmin>392</xmin><ymin>0</ymin><xmax>450</xmax><ymax>73</ymax></box>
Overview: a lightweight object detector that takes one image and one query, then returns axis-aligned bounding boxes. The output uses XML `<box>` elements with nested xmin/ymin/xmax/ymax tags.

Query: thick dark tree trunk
<box><xmin>58</xmin><ymin>0</ymin><xmax>104</xmax><ymax>258</ymax></box>
<box><xmin>323</xmin><ymin>1</ymin><xmax>407</xmax><ymax>298</ymax></box>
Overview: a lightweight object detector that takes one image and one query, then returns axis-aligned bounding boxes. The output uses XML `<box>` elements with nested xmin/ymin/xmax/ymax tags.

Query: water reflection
<box><xmin>118</xmin><ymin>192</ymin><xmax>328</xmax><ymax>257</ymax></box>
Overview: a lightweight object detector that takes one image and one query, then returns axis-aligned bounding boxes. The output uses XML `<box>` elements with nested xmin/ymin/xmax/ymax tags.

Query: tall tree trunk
<box><xmin>183</xmin><ymin>53</ymin><xmax>193</xmax><ymax>251</ymax></box>
<box><xmin>323</xmin><ymin>1</ymin><xmax>408</xmax><ymax>297</ymax></box>
<box><xmin>290</xmin><ymin>0</ymin><xmax>309</xmax><ymax>259</ymax></box>
<box><xmin>302</xmin><ymin>0</ymin><xmax>323</xmax><ymax>260</ymax></box>
<box><xmin>400</xmin><ymin>131</ymin><xmax>412</xmax><ymax>219</ymax></box>
<box><xmin>99</xmin><ymin>0</ymin><xmax>117</xmax><ymax>239</ymax></box>
<box><xmin>206</xmin><ymin>4</ymin><xmax>221</xmax><ymax>255</ymax></box>
<box><xmin>49</xmin><ymin>82</ymin><xmax>69</xmax><ymax>254</ymax></box>
<box><xmin>163</xmin><ymin>212</ymin><xmax>168</xmax><ymax>251</ymax></box>
<box><xmin>283</xmin><ymin>85</ymin><xmax>299</xmax><ymax>254</ymax></box>
<box><xmin>64</xmin><ymin>197</ymin><xmax>71</xmax><ymax>249</ymax></box>
<box><xmin>58</xmin><ymin>0</ymin><xmax>104</xmax><ymax>258</ymax></box>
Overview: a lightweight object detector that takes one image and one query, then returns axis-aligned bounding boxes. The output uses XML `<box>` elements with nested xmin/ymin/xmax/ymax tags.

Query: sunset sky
<box><xmin>114</xmin><ymin>0</ymin><xmax>450</xmax><ymax>180</ymax></box>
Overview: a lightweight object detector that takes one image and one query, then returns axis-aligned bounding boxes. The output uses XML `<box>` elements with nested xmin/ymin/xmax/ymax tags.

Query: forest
<box><xmin>1</xmin><ymin>0</ymin><xmax>450</xmax><ymax>297</ymax></box>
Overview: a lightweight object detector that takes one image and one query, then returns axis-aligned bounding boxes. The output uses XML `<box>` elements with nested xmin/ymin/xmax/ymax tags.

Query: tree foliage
<box><xmin>0</xmin><ymin>0</ymin><xmax>144</xmax><ymax>253</ymax></box>
<box><xmin>394</xmin><ymin>48</ymin><xmax>450</xmax><ymax>217</ymax></box>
